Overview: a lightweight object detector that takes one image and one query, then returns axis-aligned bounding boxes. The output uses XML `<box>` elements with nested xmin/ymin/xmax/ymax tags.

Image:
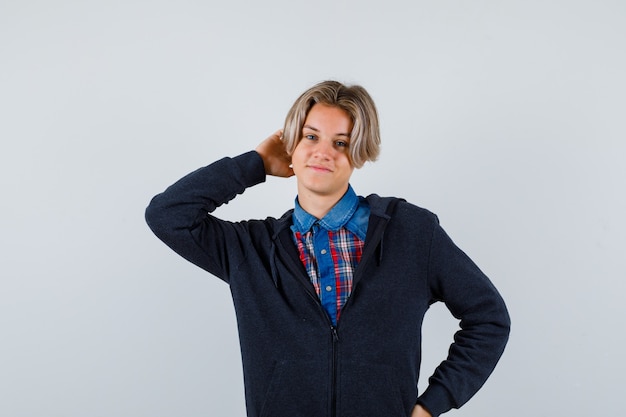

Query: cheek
<box><xmin>291</xmin><ymin>143</ymin><xmax>307</xmax><ymax>164</ymax></box>
<box><xmin>339</xmin><ymin>156</ymin><xmax>354</xmax><ymax>173</ymax></box>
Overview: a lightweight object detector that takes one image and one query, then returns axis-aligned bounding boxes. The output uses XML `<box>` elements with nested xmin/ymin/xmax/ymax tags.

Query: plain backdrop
<box><xmin>1</xmin><ymin>1</ymin><xmax>624</xmax><ymax>416</ymax></box>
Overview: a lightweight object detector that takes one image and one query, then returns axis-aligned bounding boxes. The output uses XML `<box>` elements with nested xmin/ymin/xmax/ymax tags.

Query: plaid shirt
<box><xmin>291</xmin><ymin>186</ymin><xmax>370</xmax><ymax>325</ymax></box>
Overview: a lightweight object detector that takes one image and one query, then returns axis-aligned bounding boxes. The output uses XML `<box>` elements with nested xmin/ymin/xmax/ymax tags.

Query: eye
<box><xmin>335</xmin><ymin>140</ymin><xmax>349</xmax><ymax>148</ymax></box>
<box><xmin>304</xmin><ymin>134</ymin><xmax>317</xmax><ymax>141</ymax></box>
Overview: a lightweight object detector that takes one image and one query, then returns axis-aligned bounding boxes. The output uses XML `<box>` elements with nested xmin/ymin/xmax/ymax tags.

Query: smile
<box><xmin>307</xmin><ymin>165</ymin><xmax>333</xmax><ymax>172</ymax></box>
<box><xmin>307</xmin><ymin>165</ymin><xmax>333</xmax><ymax>173</ymax></box>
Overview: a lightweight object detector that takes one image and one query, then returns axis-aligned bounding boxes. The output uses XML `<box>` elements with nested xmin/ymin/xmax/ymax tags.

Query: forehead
<box><xmin>303</xmin><ymin>103</ymin><xmax>353</xmax><ymax>134</ymax></box>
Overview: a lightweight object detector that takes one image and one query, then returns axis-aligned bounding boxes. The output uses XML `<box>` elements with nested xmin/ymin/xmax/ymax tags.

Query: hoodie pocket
<box><xmin>258</xmin><ymin>360</ymin><xmax>286</xmax><ymax>417</ymax></box>
<box><xmin>337</xmin><ymin>361</ymin><xmax>409</xmax><ymax>417</ymax></box>
<box><xmin>258</xmin><ymin>359</ymin><xmax>327</xmax><ymax>417</ymax></box>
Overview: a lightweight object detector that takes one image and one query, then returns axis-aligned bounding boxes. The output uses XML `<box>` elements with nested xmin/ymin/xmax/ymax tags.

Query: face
<box><xmin>291</xmin><ymin>103</ymin><xmax>355</xmax><ymax>204</ymax></box>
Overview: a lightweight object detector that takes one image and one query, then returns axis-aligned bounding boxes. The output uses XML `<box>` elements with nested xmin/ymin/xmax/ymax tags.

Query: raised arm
<box><xmin>145</xmin><ymin>131</ymin><xmax>290</xmax><ymax>280</ymax></box>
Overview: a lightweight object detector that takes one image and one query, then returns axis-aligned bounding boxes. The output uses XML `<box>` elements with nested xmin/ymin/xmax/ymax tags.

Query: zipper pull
<box><xmin>331</xmin><ymin>326</ymin><xmax>339</xmax><ymax>342</ymax></box>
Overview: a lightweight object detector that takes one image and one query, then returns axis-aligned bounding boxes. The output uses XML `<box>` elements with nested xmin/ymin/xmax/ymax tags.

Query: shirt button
<box><xmin>320</xmin><ymin>249</ymin><xmax>327</xmax><ymax>255</ymax></box>
<box><xmin>325</xmin><ymin>285</ymin><xmax>333</xmax><ymax>292</ymax></box>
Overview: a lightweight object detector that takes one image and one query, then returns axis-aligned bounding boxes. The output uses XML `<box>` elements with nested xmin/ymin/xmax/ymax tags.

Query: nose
<box><xmin>312</xmin><ymin>139</ymin><xmax>334</xmax><ymax>159</ymax></box>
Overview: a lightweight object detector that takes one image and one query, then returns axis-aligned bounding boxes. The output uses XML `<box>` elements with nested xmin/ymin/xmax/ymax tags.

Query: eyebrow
<box><xmin>303</xmin><ymin>125</ymin><xmax>351</xmax><ymax>138</ymax></box>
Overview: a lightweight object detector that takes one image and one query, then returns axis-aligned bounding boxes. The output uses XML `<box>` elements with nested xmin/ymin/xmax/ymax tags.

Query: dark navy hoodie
<box><xmin>145</xmin><ymin>151</ymin><xmax>510</xmax><ymax>417</ymax></box>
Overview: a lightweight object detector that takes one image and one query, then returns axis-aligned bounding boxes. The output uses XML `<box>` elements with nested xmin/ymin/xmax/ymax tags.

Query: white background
<box><xmin>1</xmin><ymin>1</ymin><xmax>624</xmax><ymax>416</ymax></box>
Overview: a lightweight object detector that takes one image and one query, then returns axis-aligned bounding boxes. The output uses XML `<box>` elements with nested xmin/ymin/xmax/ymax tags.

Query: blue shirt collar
<box><xmin>292</xmin><ymin>185</ymin><xmax>361</xmax><ymax>234</ymax></box>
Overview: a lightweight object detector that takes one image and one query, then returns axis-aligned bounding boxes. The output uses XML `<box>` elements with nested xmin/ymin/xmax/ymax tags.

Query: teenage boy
<box><xmin>145</xmin><ymin>80</ymin><xmax>510</xmax><ymax>417</ymax></box>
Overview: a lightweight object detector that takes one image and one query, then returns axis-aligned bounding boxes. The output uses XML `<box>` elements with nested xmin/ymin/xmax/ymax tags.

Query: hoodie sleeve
<box><xmin>416</xmin><ymin>221</ymin><xmax>511</xmax><ymax>416</ymax></box>
<box><xmin>144</xmin><ymin>151</ymin><xmax>266</xmax><ymax>281</ymax></box>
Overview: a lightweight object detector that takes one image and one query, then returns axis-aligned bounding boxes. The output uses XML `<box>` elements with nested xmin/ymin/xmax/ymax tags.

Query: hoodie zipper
<box><xmin>330</xmin><ymin>325</ymin><xmax>339</xmax><ymax>417</ymax></box>
<box><xmin>293</xmin><ymin>272</ymin><xmax>340</xmax><ymax>417</ymax></box>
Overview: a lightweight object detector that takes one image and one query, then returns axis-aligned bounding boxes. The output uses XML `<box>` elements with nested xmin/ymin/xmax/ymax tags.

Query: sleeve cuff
<box><xmin>232</xmin><ymin>150</ymin><xmax>266</xmax><ymax>188</ymax></box>
<box><xmin>416</xmin><ymin>384</ymin><xmax>456</xmax><ymax>417</ymax></box>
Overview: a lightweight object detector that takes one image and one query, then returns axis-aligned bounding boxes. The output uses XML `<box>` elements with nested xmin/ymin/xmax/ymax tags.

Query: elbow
<box><xmin>144</xmin><ymin>195</ymin><xmax>168</xmax><ymax>239</ymax></box>
<box><xmin>500</xmin><ymin>295</ymin><xmax>512</xmax><ymax>335</ymax></box>
<box><xmin>493</xmin><ymin>298</ymin><xmax>512</xmax><ymax>351</ymax></box>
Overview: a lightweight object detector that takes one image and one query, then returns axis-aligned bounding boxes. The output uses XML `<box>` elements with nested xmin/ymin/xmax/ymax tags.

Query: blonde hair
<box><xmin>282</xmin><ymin>80</ymin><xmax>380</xmax><ymax>168</ymax></box>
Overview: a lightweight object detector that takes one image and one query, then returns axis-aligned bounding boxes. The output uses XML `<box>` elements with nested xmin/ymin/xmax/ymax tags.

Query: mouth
<box><xmin>307</xmin><ymin>164</ymin><xmax>333</xmax><ymax>173</ymax></box>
